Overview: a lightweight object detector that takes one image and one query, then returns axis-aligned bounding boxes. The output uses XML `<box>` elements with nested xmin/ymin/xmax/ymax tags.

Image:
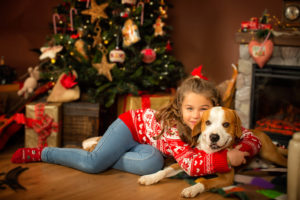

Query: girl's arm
<box><xmin>234</xmin><ymin>127</ymin><xmax>262</xmax><ymax>157</ymax></box>
<box><xmin>166</xmin><ymin>128</ymin><xmax>261</xmax><ymax>177</ymax></box>
<box><xmin>167</xmin><ymin>138</ymin><xmax>231</xmax><ymax>176</ymax></box>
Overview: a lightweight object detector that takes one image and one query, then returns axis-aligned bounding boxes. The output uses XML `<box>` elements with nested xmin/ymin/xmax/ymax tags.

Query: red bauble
<box><xmin>141</xmin><ymin>48</ymin><xmax>156</xmax><ymax>63</ymax></box>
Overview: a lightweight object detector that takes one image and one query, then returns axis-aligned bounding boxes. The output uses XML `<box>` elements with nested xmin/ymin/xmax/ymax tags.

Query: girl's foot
<box><xmin>11</xmin><ymin>147</ymin><xmax>43</xmax><ymax>163</ymax></box>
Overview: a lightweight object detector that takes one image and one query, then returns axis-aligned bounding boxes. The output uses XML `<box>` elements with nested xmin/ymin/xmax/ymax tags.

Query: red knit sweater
<box><xmin>119</xmin><ymin>108</ymin><xmax>261</xmax><ymax>176</ymax></box>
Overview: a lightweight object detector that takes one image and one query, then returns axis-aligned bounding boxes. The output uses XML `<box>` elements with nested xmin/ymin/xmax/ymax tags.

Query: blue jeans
<box><xmin>41</xmin><ymin>118</ymin><xmax>164</xmax><ymax>175</ymax></box>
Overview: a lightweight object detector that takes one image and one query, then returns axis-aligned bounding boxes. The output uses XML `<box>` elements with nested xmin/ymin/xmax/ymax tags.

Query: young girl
<box><xmin>11</xmin><ymin>75</ymin><xmax>261</xmax><ymax>176</ymax></box>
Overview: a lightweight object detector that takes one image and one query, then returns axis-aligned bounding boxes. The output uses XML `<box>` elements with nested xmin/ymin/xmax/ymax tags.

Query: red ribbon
<box><xmin>141</xmin><ymin>95</ymin><xmax>151</xmax><ymax>109</ymax></box>
<box><xmin>14</xmin><ymin>103</ymin><xmax>58</xmax><ymax>148</ymax></box>
<box><xmin>122</xmin><ymin>92</ymin><xmax>175</xmax><ymax>113</ymax></box>
<box><xmin>60</xmin><ymin>72</ymin><xmax>78</xmax><ymax>89</ymax></box>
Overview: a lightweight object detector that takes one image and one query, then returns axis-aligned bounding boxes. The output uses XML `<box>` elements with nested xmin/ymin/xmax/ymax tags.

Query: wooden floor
<box><xmin>0</xmin><ymin>137</ymin><xmax>234</xmax><ymax>200</ymax></box>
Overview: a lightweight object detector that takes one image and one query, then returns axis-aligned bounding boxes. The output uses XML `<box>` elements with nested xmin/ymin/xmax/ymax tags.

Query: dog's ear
<box><xmin>232</xmin><ymin>110</ymin><xmax>242</xmax><ymax>138</ymax></box>
<box><xmin>192</xmin><ymin>121</ymin><xmax>202</xmax><ymax>137</ymax></box>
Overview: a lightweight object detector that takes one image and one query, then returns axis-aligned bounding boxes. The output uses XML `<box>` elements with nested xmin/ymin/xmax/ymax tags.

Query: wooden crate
<box><xmin>62</xmin><ymin>102</ymin><xmax>100</xmax><ymax>147</ymax></box>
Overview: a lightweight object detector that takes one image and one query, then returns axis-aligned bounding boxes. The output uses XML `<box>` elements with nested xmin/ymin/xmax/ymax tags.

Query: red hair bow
<box><xmin>191</xmin><ymin>65</ymin><xmax>208</xmax><ymax>80</ymax></box>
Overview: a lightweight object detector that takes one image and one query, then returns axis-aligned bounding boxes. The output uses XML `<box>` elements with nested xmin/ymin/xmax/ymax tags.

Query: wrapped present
<box><xmin>117</xmin><ymin>93</ymin><xmax>174</xmax><ymax>115</ymax></box>
<box><xmin>24</xmin><ymin>102</ymin><xmax>62</xmax><ymax>148</ymax></box>
<box><xmin>62</xmin><ymin>102</ymin><xmax>100</xmax><ymax>147</ymax></box>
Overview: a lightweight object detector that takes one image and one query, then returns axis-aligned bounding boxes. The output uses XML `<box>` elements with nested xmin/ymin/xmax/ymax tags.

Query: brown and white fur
<box><xmin>137</xmin><ymin>106</ymin><xmax>287</xmax><ymax>198</ymax></box>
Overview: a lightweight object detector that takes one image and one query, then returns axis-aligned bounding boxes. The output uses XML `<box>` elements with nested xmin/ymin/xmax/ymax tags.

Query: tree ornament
<box><xmin>39</xmin><ymin>45</ymin><xmax>63</xmax><ymax>60</ymax></box>
<box><xmin>77</xmin><ymin>27</ymin><xmax>85</xmax><ymax>38</ymax></box>
<box><xmin>92</xmin><ymin>47</ymin><xmax>115</xmax><ymax>81</ymax></box>
<box><xmin>165</xmin><ymin>40</ymin><xmax>172</xmax><ymax>52</ymax></box>
<box><xmin>153</xmin><ymin>17</ymin><xmax>165</xmax><ymax>36</ymax></box>
<box><xmin>248</xmin><ymin>31</ymin><xmax>273</xmax><ymax>68</ymax></box>
<box><xmin>122</xmin><ymin>19</ymin><xmax>141</xmax><ymax>47</ymax></box>
<box><xmin>141</xmin><ymin>48</ymin><xmax>156</xmax><ymax>63</ymax></box>
<box><xmin>52</xmin><ymin>13</ymin><xmax>61</xmax><ymax>34</ymax></box>
<box><xmin>81</xmin><ymin>0</ymin><xmax>108</xmax><ymax>23</ymax></box>
<box><xmin>92</xmin><ymin>21</ymin><xmax>102</xmax><ymax>47</ymax></box>
<box><xmin>109</xmin><ymin>47</ymin><xmax>126</xmax><ymax>63</ymax></box>
<box><xmin>137</xmin><ymin>2</ymin><xmax>145</xmax><ymax>25</ymax></box>
<box><xmin>120</xmin><ymin>8</ymin><xmax>131</xmax><ymax>18</ymax></box>
<box><xmin>74</xmin><ymin>39</ymin><xmax>88</xmax><ymax>60</ymax></box>
<box><xmin>122</xmin><ymin>0</ymin><xmax>137</xmax><ymax>5</ymax></box>
<box><xmin>69</xmin><ymin>7</ymin><xmax>78</xmax><ymax>32</ymax></box>
<box><xmin>159</xmin><ymin>6</ymin><xmax>168</xmax><ymax>18</ymax></box>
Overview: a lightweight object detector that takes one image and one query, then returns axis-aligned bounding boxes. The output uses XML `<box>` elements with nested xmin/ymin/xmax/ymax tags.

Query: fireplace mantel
<box><xmin>235</xmin><ymin>31</ymin><xmax>300</xmax><ymax>47</ymax></box>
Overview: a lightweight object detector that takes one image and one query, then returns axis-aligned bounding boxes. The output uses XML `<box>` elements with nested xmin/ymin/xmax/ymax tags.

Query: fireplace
<box><xmin>234</xmin><ymin>31</ymin><xmax>300</xmax><ymax>146</ymax></box>
<box><xmin>249</xmin><ymin>64</ymin><xmax>300</xmax><ymax>146</ymax></box>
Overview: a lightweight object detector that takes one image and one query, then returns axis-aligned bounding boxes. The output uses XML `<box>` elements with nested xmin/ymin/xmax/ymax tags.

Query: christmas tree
<box><xmin>40</xmin><ymin>0</ymin><xmax>185</xmax><ymax>108</ymax></box>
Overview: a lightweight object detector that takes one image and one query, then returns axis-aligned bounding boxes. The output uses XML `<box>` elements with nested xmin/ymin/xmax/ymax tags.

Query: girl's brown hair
<box><xmin>155</xmin><ymin>76</ymin><xmax>222</xmax><ymax>146</ymax></box>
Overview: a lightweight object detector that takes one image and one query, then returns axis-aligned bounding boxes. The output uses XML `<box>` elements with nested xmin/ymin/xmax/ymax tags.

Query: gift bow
<box><xmin>14</xmin><ymin>103</ymin><xmax>58</xmax><ymax>148</ymax></box>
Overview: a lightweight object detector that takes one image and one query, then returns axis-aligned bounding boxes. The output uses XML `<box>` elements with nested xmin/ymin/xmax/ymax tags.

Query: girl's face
<box><xmin>181</xmin><ymin>92</ymin><xmax>213</xmax><ymax>130</ymax></box>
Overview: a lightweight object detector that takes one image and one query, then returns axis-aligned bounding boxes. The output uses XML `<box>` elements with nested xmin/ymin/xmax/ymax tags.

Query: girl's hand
<box><xmin>227</xmin><ymin>145</ymin><xmax>249</xmax><ymax>167</ymax></box>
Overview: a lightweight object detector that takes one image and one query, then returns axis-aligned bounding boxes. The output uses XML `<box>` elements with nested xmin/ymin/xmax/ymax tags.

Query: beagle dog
<box><xmin>138</xmin><ymin>106</ymin><xmax>287</xmax><ymax>198</ymax></box>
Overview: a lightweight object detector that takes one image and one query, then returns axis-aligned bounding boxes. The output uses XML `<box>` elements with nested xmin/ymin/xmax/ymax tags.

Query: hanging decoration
<box><xmin>122</xmin><ymin>19</ymin><xmax>141</xmax><ymax>47</ymax></box>
<box><xmin>77</xmin><ymin>27</ymin><xmax>85</xmax><ymax>38</ymax></box>
<box><xmin>85</xmin><ymin>0</ymin><xmax>90</xmax><ymax>8</ymax></box>
<box><xmin>92</xmin><ymin>47</ymin><xmax>115</xmax><ymax>81</ymax></box>
<box><xmin>120</xmin><ymin>8</ymin><xmax>131</xmax><ymax>18</ymax></box>
<box><xmin>109</xmin><ymin>47</ymin><xmax>126</xmax><ymax>63</ymax></box>
<box><xmin>92</xmin><ymin>21</ymin><xmax>102</xmax><ymax>47</ymax></box>
<box><xmin>52</xmin><ymin>13</ymin><xmax>61</xmax><ymax>34</ymax></box>
<box><xmin>153</xmin><ymin>17</ymin><xmax>165</xmax><ymax>36</ymax></box>
<box><xmin>165</xmin><ymin>40</ymin><xmax>172</xmax><ymax>52</ymax></box>
<box><xmin>137</xmin><ymin>2</ymin><xmax>145</xmax><ymax>25</ymax></box>
<box><xmin>141</xmin><ymin>48</ymin><xmax>156</xmax><ymax>63</ymax></box>
<box><xmin>109</xmin><ymin>35</ymin><xmax>125</xmax><ymax>63</ymax></box>
<box><xmin>74</xmin><ymin>39</ymin><xmax>89</xmax><ymax>60</ymax></box>
<box><xmin>248</xmin><ymin>31</ymin><xmax>274</xmax><ymax>68</ymax></box>
<box><xmin>69</xmin><ymin>7</ymin><xmax>78</xmax><ymax>32</ymax></box>
<box><xmin>159</xmin><ymin>0</ymin><xmax>168</xmax><ymax>18</ymax></box>
<box><xmin>81</xmin><ymin>0</ymin><xmax>109</xmax><ymax>23</ymax></box>
<box><xmin>39</xmin><ymin>45</ymin><xmax>63</xmax><ymax>60</ymax></box>
<box><xmin>122</xmin><ymin>0</ymin><xmax>137</xmax><ymax>5</ymax></box>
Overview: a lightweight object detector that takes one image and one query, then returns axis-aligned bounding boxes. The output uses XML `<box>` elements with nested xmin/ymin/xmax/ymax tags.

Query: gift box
<box><xmin>25</xmin><ymin>102</ymin><xmax>62</xmax><ymax>148</ymax></box>
<box><xmin>62</xmin><ymin>102</ymin><xmax>100</xmax><ymax>147</ymax></box>
<box><xmin>117</xmin><ymin>93</ymin><xmax>174</xmax><ymax>115</ymax></box>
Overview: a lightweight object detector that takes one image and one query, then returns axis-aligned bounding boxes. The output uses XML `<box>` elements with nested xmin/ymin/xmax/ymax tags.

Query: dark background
<box><xmin>0</xmin><ymin>0</ymin><xmax>282</xmax><ymax>84</ymax></box>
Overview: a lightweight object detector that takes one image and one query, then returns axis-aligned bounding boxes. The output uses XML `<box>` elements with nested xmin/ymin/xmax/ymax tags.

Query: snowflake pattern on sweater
<box><xmin>119</xmin><ymin>108</ymin><xmax>261</xmax><ymax>176</ymax></box>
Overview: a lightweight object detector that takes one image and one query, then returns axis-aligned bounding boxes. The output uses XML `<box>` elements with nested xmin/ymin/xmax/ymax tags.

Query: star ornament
<box><xmin>92</xmin><ymin>54</ymin><xmax>115</xmax><ymax>81</ymax></box>
<box><xmin>39</xmin><ymin>45</ymin><xmax>63</xmax><ymax>60</ymax></box>
<box><xmin>81</xmin><ymin>0</ymin><xmax>109</xmax><ymax>23</ymax></box>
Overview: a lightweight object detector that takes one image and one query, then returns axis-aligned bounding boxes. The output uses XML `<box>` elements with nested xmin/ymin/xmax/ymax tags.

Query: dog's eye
<box><xmin>223</xmin><ymin>122</ymin><xmax>230</xmax><ymax>128</ymax></box>
<box><xmin>205</xmin><ymin>120</ymin><xmax>211</xmax><ymax>126</ymax></box>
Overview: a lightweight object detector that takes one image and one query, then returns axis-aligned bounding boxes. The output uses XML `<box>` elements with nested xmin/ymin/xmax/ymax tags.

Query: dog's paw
<box><xmin>82</xmin><ymin>136</ymin><xmax>101</xmax><ymax>151</ymax></box>
<box><xmin>138</xmin><ymin>171</ymin><xmax>165</xmax><ymax>185</ymax></box>
<box><xmin>181</xmin><ymin>183</ymin><xmax>205</xmax><ymax>198</ymax></box>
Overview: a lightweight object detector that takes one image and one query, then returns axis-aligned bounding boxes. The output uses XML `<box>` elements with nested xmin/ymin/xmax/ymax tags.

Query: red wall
<box><xmin>0</xmin><ymin>0</ymin><xmax>282</xmax><ymax>83</ymax></box>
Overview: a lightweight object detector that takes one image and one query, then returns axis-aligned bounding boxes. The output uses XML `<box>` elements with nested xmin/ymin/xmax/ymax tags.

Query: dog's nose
<box><xmin>210</xmin><ymin>134</ymin><xmax>220</xmax><ymax>143</ymax></box>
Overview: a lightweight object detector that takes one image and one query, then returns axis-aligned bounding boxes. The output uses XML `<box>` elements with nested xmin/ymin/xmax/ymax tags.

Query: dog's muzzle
<box><xmin>209</xmin><ymin>133</ymin><xmax>222</xmax><ymax>150</ymax></box>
